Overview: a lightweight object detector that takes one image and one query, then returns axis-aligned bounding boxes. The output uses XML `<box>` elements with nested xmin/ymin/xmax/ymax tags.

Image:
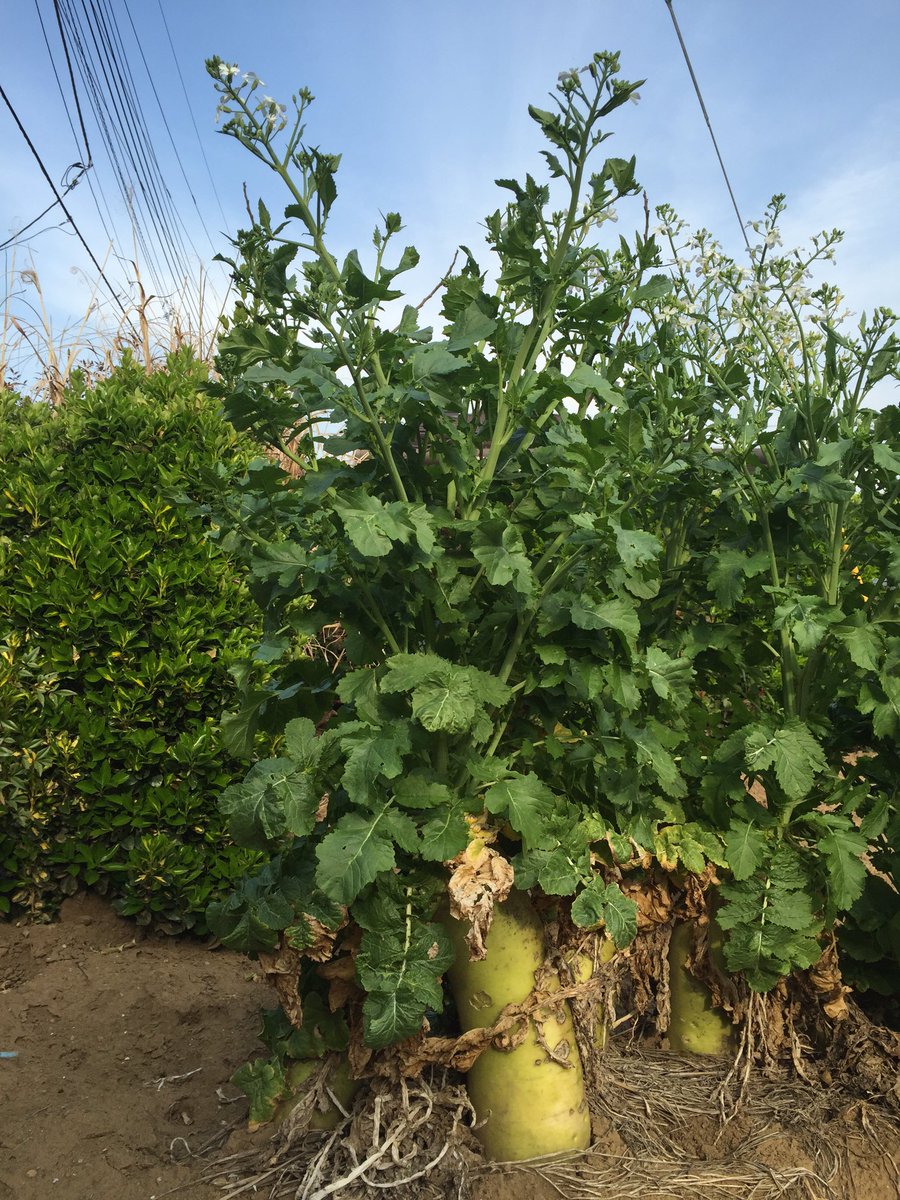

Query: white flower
<box><xmin>765</xmin><ymin>229</ymin><xmax>782</xmax><ymax>248</ymax></box>
<box><xmin>786</xmin><ymin>284</ymin><xmax>811</xmax><ymax>304</ymax></box>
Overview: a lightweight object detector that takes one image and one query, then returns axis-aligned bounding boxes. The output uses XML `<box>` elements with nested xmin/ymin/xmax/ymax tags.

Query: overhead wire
<box><xmin>1</xmin><ymin>1</ymin><xmax>92</xmax><ymax>253</ymax></box>
<box><xmin>59</xmin><ymin>0</ymin><xmax>204</xmax><ymax>327</ymax></box>
<box><xmin>57</xmin><ymin>0</ymin><xmax>172</xmax><ymax>302</ymax></box>
<box><xmin>93</xmin><ymin>0</ymin><xmax>203</xmax><ymax>270</ymax></box>
<box><xmin>50</xmin><ymin>0</ymin><xmax>128</xmax><ymax>256</ymax></box>
<box><xmin>0</xmin><ymin>79</ymin><xmax>138</xmax><ymax>331</ymax></box>
<box><xmin>0</xmin><ymin>197</ymin><xmax>71</xmax><ymax>253</ymax></box>
<box><xmin>150</xmin><ymin>0</ymin><xmax>232</xmax><ymax>236</ymax></box>
<box><xmin>75</xmin><ymin>0</ymin><xmax>196</xmax><ymax>284</ymax></box>
<box><xmin>50</xmin><ymin>0</ymin><xmax>92</xmax><ymax>164</ymax></box>
<box><xmin>119</xmin><ymin>0</ymin><xmax>220</xmax><ymax>254</ymax></box>
<box><xmin>664</xmin><ymin>0</ymin><xmax>751</xmax><ymax>253</ymax></box>
<box><xmin>59</xmin><ymin>0</ymin><xmax>195</xmax><ymax>312</ymax></box>
<box><xmin>31</xmin><ymin>0</ymin><xmax>125</xmax><ymax>261</ymax></box>
<box><xmin>91</xmin><ymin>0</ymin><xmax>206</xmax><ymax>328</ymax></box>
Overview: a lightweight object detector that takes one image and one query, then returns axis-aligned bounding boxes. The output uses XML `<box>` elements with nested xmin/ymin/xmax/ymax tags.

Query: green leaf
<box><xmin>571</xmin><ymin>878</ymin><xmax>637</xmax><ymax>946</ymax></box>
<box><xmin>484</xmin><ymin>772</ymin><xmax>555</xmax><ymax>843</ymax></box>
<box><xmin>356</xmin><ymin>918</ymin><xmax>454</xmax><ymax>1048</ymax></box>
<box><xmin>259</xmin><ymin>996</ymin><xmax>348</xmax><ymax>1060</ymax></box>
<box><xmin>644</xmin><ymin>646</ymin><xmax>694</xmax><ymax>705</ymax></box>
<box><xmin>724</xmin><ymin>821</ymin><xmax>766</xmax><ymax>881</ymax></box>
<box><xmin>283</xmin><ymin>717</ymin><xmax>321</xmax><ymax>768</ymax></box>
<box><xmin>315</xmin><ymin>808</ymin><xmax>398</xmax><ymax>904</ymax></box>
<box><xmin>534</xmin><ymin>846</ymin><xmax>585</xmax><ymax>895</ymax></box>
<box><xmin>411</xmin><ymin>677</ymin><xmax>477</xmax><ymax>733</ymax></box>
<box><xmin>336</xmin><ymin>668</ymin><xmax>381</xmax><ymax>723</ymax></box>
<box><xmin>334</xmin><ymin>493</ymin><xmax>410</xmax><ymax>557</ymax></box>
<box><xmin>873</xmin><ymin>442</ymin><xmax>900</xmax><ymax>474</ymax></box>
<box><xmin>565</xmin><ymin>363</ymin><xmax>621</xmax><ymax>403</ymax></box>
<box><xmin>219</xmin><ymin>757</ymin><xmax>319</xmax><ymax>847</ymax></box>
<box><xmin>381</xmin><ymin>652</ymin><xmax>453</xmax><ymax>694</ymax></box>
<box><xmin>381</xmin><ymin>654</ymin><xmax>510</xmax><ymax>729</ymax></box>
<box><xmin>744</xmin><ymin>720</ymin><xmax>826</xmax><ymax>800</ymax></box>
<box><xmin>612</xmin><ymin>522</ymin><xmax>662</xmax><ymax>573</ymax></box>
<box><xmin>569</xmin><ymin>595</ymin><xmax>639</xmax><ymax>647</ymax></box>
<box><xmin>834</xmin><ymin>621</ymin><xmax>883</xmax><ymax>672</ymax></box>
<box><xmin>392</xmin><ymin>777</ymin><xmax>454</xmax><ymax>810</ymax></box>
<box><xmin>231</xmin><ymin>1058</ymin><xmax>286</xmax><ymax>1126</ymax></box>
<box><xmin>773</xmin><ymin>595</ymin><xmax>841</xmax><ymax>654</ymax></box>
<box><xmin>340</xmin><ymin>723</ymin><xmax>410</xmax><ymax>805</ymax></box>
<box><xmin>409</xmin><ymin>343</ymin><xmax>465</xmax><ymax>379</ymax></box>
<box><xmin>419</xmin><ymin>806</ymin><xmax>469</xmax><ymax>861</ymax></box>
<box><xmin>207</xmin><ymin>901</ymin><xmax>282</xmax><ymax>954</ymax></box>
<box><xmin>627</xmin><ymin>720</ymin><xmax>686</xmax><ymax>798</ymax></box>
<box><xmin>446</xmin><ymin>302</ymin><xmax>496</xmax><ymax>351</ymax></box>
<box><xmin>810</xmin><ymin>816</ymin><xmax>868</xmax><ymax>910</ymax></box>
<box><xmin>472</xmin><ymin>522</ymin><xmax>534</xmax><ymax>595</ymax></box>
<box><xmin>653</xmin><ymin>823</ymin><xmax>721</xmax><ymax>874</ymax></box>
<box><xmin>719</xmin><ymin>848</ymin><xmax>823</xmax><ymax>990</ymax></box>
<box><xmin>707</xmin><ymin>549</ymin><xmax>771</xmax><ymax>609</ymax></box>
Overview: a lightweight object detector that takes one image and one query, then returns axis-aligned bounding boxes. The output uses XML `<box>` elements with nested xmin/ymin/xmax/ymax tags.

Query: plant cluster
<box><xmin>201</xmin><ymin>49</ymin><xmax>899</xmax><ymax>1123</ymax></box>
<box><xmin>0</xmin><ymin>352</ymin><xmax>271</xmax><ymax>928</ymax></box>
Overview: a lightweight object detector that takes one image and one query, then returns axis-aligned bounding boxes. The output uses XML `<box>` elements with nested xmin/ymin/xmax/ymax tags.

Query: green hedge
<box><xmin>0</xmin><ymin>351</ymin><xmax>267</xmax><ymax>930</ymax></box>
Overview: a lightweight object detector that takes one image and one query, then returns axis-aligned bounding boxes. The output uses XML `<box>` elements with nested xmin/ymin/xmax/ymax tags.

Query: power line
<box><xmin>93</xmin><ymin>0</ymin><xmax>201</xmax><ymax>265</ymax></box>
<box><xmin>0</xmin><ymin>196</ymin><xmax>70</xmax><ymax>253</ymax></box>
<box><xmin>59</xmin><ymin>0</ymin><xmax>204</xmax><ymax>327</ymax></box>
<box><xmin>34</xmin><ymin>0</ymin><xmax>87</xmax><ymax>168</ymax></box>
<box><xmin>51</xmin><ymin>0</ymin><xmax>93</xmax><ymax>164</ymax></box>
<box><xmin>76</xmin><ymin>0</ymin><xmax>195</xmax><ymax>278</ymax></box>
<box><xmin>0</xmin><ymin>0</ymin><xmax>93</xmax><ymax>254</ymax></box>
<box><xmin>61</xmin><ymin>0</ymin><xmax>194</xmax><ymax>297</ymax></box>
<box><xmin>90</xmin><ymin>0</ymin><xmax>205</xmax><ymax>326</ymax></box>
<box><xmin>664</xmin><ymin>0</ymin><xmax>751</xmax><ymax>252</ymax></box>
<box><xmin>150</xmin><ymin>0</ymin><xmax>232</xmax><ymax>236</ymax></box>
<box><xmin>58</xmin><ymin>0</ymin><xmax>172</xmax><ymax>298</ymax></box>
<box><xmin>32</xmin><ymin>0</ymin><xmax>126</xmax><ymax>262</ymax></box>
<box><xmin>120</xmin><ymin>0</ymin><xmax>219</xmax><ymax>254</ymax></box>
<box><xmin>0</xmin><ymin>79</ymin><xmax>137</xmax><ymax>331</ymax></box>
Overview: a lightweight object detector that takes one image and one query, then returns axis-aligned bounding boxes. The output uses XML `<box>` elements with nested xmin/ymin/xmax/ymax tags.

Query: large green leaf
<box><xmin>315</xmin><ymin>808</ymin><xmax>400</xmax><ymax>904</ymax></box>
<box><xmin>484</xmin><ymin>772</ymin><xmax>555</xmax><ymax>843</ymax></box>
<box><xmin>724</xmin><ymin>821</ymin><xmax>766</xmax><ymax>882</ymax></box>
<box><xmin>571</xmin><ymin>878</ymin><xmax>638</xmax><ymax>946</ymax></box>
<box><xmin>333</xmin><ymin>493</ymin><xmax>410</xmax><ymax>557</ymax></box>
<box><xmin>472</xmin><ymin>522</ymin><xmax>534</xmax><ymax>595</ymax></box>
<box><xmin>411</xmin><ymin>677</ymin><xmax>477</xmax><ymax>732</ymax></box>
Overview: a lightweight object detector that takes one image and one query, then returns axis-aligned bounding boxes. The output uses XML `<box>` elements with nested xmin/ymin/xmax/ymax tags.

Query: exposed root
<box><xmin>207</xmin><ymin>1069</ymin><xmax>479</xmax><ymax>1200</ymax></box>
<box><xmin>582</xmin><ymin>1040</ymin><xmax>899</xmax><ymax>1200</ymax></box>
<box><xmin>498</xmin><ymin>1148</ymin><xmax>838</xmax><ymax>1200</ymax></box>
<box><xmin>168</xmin><ymin>1035</ymin><xmax>900</xmax><ymax>1200</ymax></box>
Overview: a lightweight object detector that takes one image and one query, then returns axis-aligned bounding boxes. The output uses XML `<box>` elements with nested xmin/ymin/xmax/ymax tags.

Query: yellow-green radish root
<box><xmin>569</xmin><ymin>935</ymin><xmax>616</xmax><ymax>1051</ymax></box>
<box><xmin>273</xmin><ymin>1055</ymin><xmax>358</xmax><ymax>1129</ymax></box>
<box><xmin>668</xmin><ymin>920</ymin><xmax>733</xmax><ymax>1055</ymax></box>
<box><xmin>444</xmin><ymin>888</ymin><xmax>591</xmax><ymax>1161</ymax></box>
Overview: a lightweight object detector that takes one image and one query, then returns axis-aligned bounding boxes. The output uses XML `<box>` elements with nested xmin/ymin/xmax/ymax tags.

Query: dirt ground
<box><xmin>0</xmin><ymin>893</ymin><xmax>267</xmax><ymax>1200</ymax></box>
<box><xmin>1</xmin><ymin>894</ymin><xmax>899</xmax><ymax>1200</ymax></box>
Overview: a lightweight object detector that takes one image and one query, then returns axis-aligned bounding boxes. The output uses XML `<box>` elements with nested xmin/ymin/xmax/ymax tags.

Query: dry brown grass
<box><xmin>0</xmin><ymin>246</ymin><xmax>227</xmax><ymax>400</ymax></box>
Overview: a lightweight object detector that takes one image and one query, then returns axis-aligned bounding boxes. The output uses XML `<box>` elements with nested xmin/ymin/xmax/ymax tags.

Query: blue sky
<box><xmin>2</xmin><ymin>1</ymin><xmax>899</xmax><ymax>384</ymax></box>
